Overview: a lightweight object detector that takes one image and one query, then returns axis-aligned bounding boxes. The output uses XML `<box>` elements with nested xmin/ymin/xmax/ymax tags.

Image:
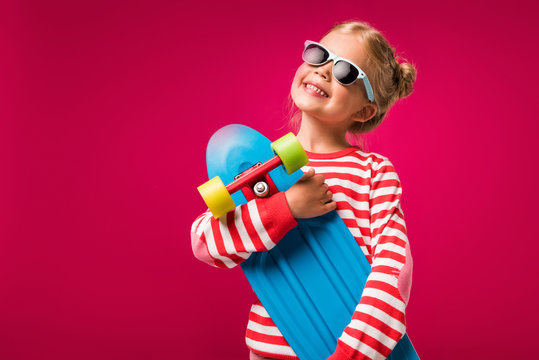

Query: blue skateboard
<box><xmin>200</xmin><ymin>124</ymin><xmax>419</xmax><ymax>360</ymax></box>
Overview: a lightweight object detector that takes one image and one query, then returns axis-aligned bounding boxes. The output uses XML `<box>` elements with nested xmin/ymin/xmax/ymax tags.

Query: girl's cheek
<box><xmin>292</xmin><ymin>66</ymin><xmax>305</xmax><ymax>85</ymax></box>
<box><xmin>293</xmin><ymin>64</ymin><xmax>312</xmax><ymax>86</ymax></box>
<box><xmin>295</xmin><ymin>63</ymin><xmax>311</xmax><ymax>79</ymax></box>
<box><xmin>290</xmin><ymin>66</ymin><xmax>306</xmax><ymax>98</ymax></box>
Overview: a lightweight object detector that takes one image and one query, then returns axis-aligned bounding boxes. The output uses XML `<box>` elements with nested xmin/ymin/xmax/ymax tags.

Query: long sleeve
<box><xmin>327</xmin><ymin>156</ymin><xmax>413</xmax><ymax>360</ymax></box>
<box><xmin>191</xmin><ymin>190</ymin><xmax>298</xmax><ymax>269</ymax></box>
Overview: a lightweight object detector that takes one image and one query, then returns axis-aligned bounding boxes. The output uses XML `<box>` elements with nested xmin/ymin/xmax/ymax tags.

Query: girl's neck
<box><xmin>296</xmin><ymin>113</ymin><xmax>352</xmax><ymax>153</ymax></box>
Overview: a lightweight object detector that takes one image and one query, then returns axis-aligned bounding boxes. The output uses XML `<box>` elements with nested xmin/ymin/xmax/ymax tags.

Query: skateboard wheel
<box><xmin>197</xmin><ymin>176</ymin><xmax>236</xmax><ymax>219</ymax></box>
<box><xmin>271</xmin><ymin>133</ymin><xmax>308</xmax><ymax>174</ymax></box>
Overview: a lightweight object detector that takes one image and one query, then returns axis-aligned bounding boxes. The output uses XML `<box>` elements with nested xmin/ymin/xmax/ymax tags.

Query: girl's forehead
<box><xmin>320</xmin><ymin>31</ymin><xmax>367</xmax><ymax>66</ymax></box>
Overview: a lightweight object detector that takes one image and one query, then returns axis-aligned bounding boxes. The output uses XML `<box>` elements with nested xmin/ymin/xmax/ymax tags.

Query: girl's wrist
<box><xmin>284</xmin><ymin>190</ymin><xmax>298</xmax><ymax>219</ymax></box>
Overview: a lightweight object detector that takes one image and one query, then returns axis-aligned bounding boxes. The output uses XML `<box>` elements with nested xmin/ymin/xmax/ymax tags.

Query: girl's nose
<box><xmin>314</xmin><ymin>61</ymin><xmax>333</xmax><ymax>81</ymax></box>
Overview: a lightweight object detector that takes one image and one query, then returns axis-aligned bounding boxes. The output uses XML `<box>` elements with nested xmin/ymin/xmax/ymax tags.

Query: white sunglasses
<box><xmin>302</xmin><ymin>40</ymin><xmax>375</xmax><ymax>102</ymax></box>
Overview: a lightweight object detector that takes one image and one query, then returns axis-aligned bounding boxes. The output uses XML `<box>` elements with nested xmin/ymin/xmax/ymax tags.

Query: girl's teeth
<box><xmin>306</xmin><ymin>84</ymin><xmax>328</xmax><ymax>97</ymax></box>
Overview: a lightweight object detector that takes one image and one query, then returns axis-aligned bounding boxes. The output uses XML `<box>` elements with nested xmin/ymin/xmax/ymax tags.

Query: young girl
<box><xmin>191</xmin><ymin>20</ymin><xmax>417</xmax><ymax>360</ymax></box>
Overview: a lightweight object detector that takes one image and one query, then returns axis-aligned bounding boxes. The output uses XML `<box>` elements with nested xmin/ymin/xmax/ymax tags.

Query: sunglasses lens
<box><xmin>303</xmin><ymin>43</ymin><xmax>329</xmax><ymax>64</ymax></box>
<box><xmin>334</xmin><ymin>61</ymin><xmax>359</xmax><ymax>85</ymax></box>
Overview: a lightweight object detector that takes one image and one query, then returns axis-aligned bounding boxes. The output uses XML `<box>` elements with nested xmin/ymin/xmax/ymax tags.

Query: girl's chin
<box><xmin>293</xmin><ymin>93</ymin><xmax>325</xmax><ymax>110</ymax></box>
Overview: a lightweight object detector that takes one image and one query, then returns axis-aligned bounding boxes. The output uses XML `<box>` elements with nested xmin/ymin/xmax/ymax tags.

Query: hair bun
<box><xmin>396</xmin><ymin>62</ymin><xmax>417</xmax><ymax>99</ymax></box>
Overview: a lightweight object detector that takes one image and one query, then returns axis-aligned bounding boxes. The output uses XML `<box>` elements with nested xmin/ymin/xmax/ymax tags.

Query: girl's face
<box><xmin>290</xmin><ymin>31</ymin><xmax>375</xmax><ymax>128</ymax></box>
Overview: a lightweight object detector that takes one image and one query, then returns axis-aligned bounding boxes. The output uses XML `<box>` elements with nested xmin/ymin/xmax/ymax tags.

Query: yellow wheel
<box><xmin>271</xmin><ymin>133</ymin><xmax>308</xmax><ymax>174</ymax></box>
<box><xmin>197</xmin><ymin>176</ymin><xmax>236</xmax><ymax>219</ymax></box>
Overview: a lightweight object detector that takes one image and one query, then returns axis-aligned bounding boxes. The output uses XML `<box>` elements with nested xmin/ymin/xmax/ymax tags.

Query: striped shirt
<box><xmin>191</xmin><ymin>147</ymin><xmax>413</xmax><ymax>360</ymax></box>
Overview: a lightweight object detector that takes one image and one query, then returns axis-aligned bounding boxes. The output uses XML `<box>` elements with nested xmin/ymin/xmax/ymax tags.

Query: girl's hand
<box><xmin>285</xmin><ymin>169</ymin><xmax>337</xmax><ymax>219</ymax></box>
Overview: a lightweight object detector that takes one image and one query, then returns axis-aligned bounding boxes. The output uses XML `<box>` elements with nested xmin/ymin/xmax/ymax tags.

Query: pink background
<box><xmin>2</xmin><ymin>0</ymin><xmax>538</xmax><ymax>359</ymax></box>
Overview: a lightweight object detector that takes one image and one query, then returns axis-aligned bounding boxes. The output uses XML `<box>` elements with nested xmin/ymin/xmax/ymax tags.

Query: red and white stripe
<box><xmin>191</xmin><ymin>148</ymin><xmax>412</xmax><ymax>360</ymax></box>
<box><xmin>246</xmin><ymin>301</ymin><xmax>298</xmax><ymax>359</ymax></box>
<box><xmin>190</xmin><ymin>192</ymin><xmax>296</xmax><ymax>269</ymax></box>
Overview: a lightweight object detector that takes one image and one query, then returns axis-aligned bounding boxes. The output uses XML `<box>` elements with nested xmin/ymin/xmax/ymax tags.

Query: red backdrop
<box><xmin>2</xmin><ymin>0</ymin><xmax>539</xmax><ymax>359</ymax></box>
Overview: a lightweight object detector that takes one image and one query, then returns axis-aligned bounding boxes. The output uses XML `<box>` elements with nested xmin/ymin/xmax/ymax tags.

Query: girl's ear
<box><xmin>351</xmin><ymin>103</ymin><xmax>377</xmax><ymax>123</ymax></box>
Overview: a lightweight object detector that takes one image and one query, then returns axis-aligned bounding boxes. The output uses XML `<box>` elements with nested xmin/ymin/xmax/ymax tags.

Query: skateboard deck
<box><xmin>205</xmin><ymin>124</ymin><xmax>419</xmax><ymax>360</ymax></box>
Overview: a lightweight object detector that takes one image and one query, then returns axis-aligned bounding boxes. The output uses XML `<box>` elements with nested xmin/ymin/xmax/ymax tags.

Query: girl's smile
<box><xmin>303</xmin><ymin>81</ymin><xmax>330</xmax><ymax>98</ymax></box>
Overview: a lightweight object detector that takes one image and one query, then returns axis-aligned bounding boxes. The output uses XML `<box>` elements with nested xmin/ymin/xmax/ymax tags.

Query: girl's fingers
<box><xmin>299</xmin><ymin>168</ymin><xmax>315</xmax><ymax>181</ymax></box>
<box><xmin>320</xmin><ymin>190</ymin><xmax>333</xmax><ymax>206</ymax></box>
<box><xmin>323</xmin><ymin>201</ymin><xmax>337</xmax><ymax>213</ymax></box>
<box><xmin>313</xmin><ymin>174</ymin><xmax>325</xmax><ymax>185</ymax></box>
<box><xmin>324</xmin><ymin>190</ymin><xmax>333</xmax><ymax>203</ymax></box>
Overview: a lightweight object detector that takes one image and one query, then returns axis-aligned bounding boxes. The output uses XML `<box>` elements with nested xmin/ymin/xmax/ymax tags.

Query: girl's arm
<box><xmin>329</xmin><ymin>158</ymin><xmax>412</xmax><ymax>360</ymax></box>
<box><xmin>191</xmin><ymin>169</ymin><xmax>336</xmax><ymax>269</ymax></box>
<box><xmin>191</xmin><ymin>191</ymin><xmax>298</xmax><ymax>269</ymax></box>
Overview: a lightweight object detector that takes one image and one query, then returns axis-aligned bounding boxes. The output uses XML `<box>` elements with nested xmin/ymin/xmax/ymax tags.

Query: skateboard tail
<box><xmin>243</xmin><ymin>214</ymin><xmax>420</xmax><ymax>360</ymax></box>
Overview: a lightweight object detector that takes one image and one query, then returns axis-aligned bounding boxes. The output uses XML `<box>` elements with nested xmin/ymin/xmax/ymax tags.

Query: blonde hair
<box><xmin>288</xmin><ymin>20</ymin><xmax>417</xmax><ymax>146</ymax></box>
